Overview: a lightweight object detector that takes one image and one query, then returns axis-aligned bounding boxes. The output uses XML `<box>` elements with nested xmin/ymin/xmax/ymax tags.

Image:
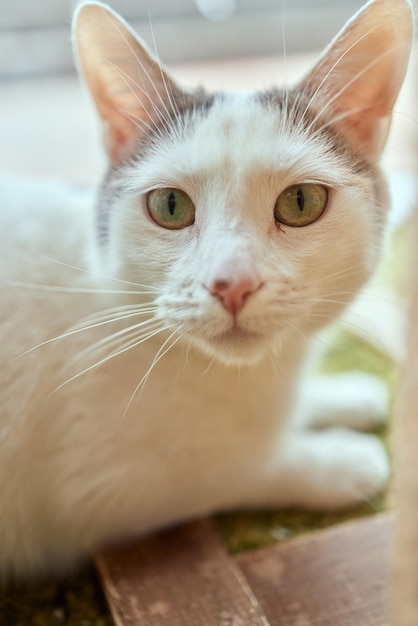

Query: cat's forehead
<box><xmin>181</xmin><ymin>92</ymin><xmax>305</xmax><ymax>170</ymax></box>
<box><xmin>128</xmin><ymin>90</ymin><xmax>354</xmax><ymax>192</ymax></box>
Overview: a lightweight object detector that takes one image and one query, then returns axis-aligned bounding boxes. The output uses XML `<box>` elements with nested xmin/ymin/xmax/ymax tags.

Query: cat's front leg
<box><xmin>253</xmin><ymin>428</ymin><xmax>389</xmax><ymax>510</ymax></box>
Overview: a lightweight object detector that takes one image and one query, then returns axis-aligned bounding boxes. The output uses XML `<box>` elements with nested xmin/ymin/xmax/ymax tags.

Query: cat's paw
<box><xmin>278</xmin><ymin>429</ymin><xmax>389</xmax><ymax>510</ymax></box>
<box><xmin>300</xmin><ymin>371</ymin><xmax>389</xmax><ymax>431</ymax></box>
<box><xmin>307</xmin><ymin>429</ymin><xmax>389</xmax><ymax>509</ymax></box>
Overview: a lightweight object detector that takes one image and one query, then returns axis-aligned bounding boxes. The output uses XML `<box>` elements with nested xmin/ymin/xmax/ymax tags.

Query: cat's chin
<box><xmin>191</xmin><ymin>327</ymin><xmax>274</xmax><ymax>367</ymax></box>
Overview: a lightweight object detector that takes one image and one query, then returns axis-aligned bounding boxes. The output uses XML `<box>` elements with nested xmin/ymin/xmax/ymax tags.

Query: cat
<box><xmin>0</xmin><ymin>0</ymin><xmax>413</xmax><ymax>579</ymax></box>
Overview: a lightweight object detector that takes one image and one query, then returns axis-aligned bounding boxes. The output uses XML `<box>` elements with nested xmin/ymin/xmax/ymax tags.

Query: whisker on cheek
<box><xmin>24</xmin><ymin>248</ymin><xmax>159</xmax><ymax>291</ymax></box>
<box><xmin>15</xmin><ymin>306</ymin><xmax>158</xmax><ymax>360</ymax></box>
<box><xmin>5</xmin><ymin>279</ymin><xmax>154</xmax><ymax>296</ymax></box>
<box><xmin>67</xmin><ymin>319</ymin><xmax>165</xmax><ymax>368</ymax></box>
<box><xmin>48</xmin><ymin>322</ymin><xmax>170</xmax><ymax>397</ymax></box>
<box><xmin>306</xmin><ymin>311</ymin><xmax>394</xmax><ymax>355</ymax></box>
<box><xmin>121</xmin><ymin>329</ymin><xmax>184</xmax><ymax>421</ymax></box>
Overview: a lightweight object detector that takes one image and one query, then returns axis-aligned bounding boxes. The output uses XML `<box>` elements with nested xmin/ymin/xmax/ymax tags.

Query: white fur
<box><xmin>0</xmin><ymin>102</ymin><xmax>388</xmax><ymax>578</ymax></box>
<box><xmin>0</xmin><ymin>0</ymin><xmax>413</xmax><ymax>579</ymax></box>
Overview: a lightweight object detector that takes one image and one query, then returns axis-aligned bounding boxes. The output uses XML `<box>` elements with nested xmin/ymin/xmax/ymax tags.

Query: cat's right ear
<box><xmin>73</xmin><ymin>2</ymin><xmax>182</xmax><ymax>164</ymax></box>
<box><xmin>299</xmin><ymin>0</ymin><xmax>413</xmax><ymax>160</ymax></box>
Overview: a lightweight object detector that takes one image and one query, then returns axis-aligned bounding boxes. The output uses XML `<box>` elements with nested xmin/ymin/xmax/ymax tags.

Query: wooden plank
<box><xmin>95</xmin><ymin>519</ymin><xmax>270</xmax><ymax>626</ymax></box>
<box><xmin>236</xmin><ymin>514</ymin><xmax>393</xmax><ymax>626</ymax></box>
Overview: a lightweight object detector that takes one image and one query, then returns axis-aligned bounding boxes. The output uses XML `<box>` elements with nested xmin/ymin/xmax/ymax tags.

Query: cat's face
<box><xmin>74</xmin><ymin>0</ymin><xmax>412</xmax><ymax>366</ymax></box>
<box><xmin>102</xmin><ymin>92</ymin><xmax>386</xmax><ymax>365</ymax></box>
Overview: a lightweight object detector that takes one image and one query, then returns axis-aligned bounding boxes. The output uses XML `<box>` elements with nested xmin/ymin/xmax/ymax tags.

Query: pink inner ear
<box><xmin>102</xmin><ymin>101</ymin><xmax>149</xmax><ymax>163</ymax></box>
<box><xmin>74</xmin><ymin>3</ymin><xmax>179</xmax><ymax>165</ymax></box>
<box><xmin>95</xmin><ymin>77</ymin><xmax>151</xmax><ymax>163</ymax></box>
<box><xmin>104</xmin><ymin>123</ymin><xmax>130</xmax><ymax>163</ymax></box>
<box><xmin>335</xmin><ymin>106</ymin><xmax>391</xmax><ymax>159</ymax></box>
<box><xmin>300</xmin><ymin>0</ymin><xmax>413</xmax><ymax>160</ymax></box>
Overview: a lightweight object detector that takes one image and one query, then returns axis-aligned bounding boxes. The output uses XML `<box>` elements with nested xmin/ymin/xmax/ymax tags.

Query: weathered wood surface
<box><xmin>237</xmin><ymin>514</ymin><xmax>393</xmax><ymax>626</ymax></box>
<box><xmin>97</xmin><ymin>514</ymin><xmax>393</xmax><ymax>626</ymax></box>
<box><xmin>96</xmin><ymin>519</ymin><xmax>269</xmax><ymax>626</ymax></box>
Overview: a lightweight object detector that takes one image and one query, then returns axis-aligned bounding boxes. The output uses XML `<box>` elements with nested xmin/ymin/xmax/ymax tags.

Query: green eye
<box><xmin>274</xmin><ymin>183</ymin><xmax>328</xmax><ymax>227</ymax></box>
<box><xmin>147</xmin><ymin>188</ymin><xmax>195</xmax><ymax>230</ymax></box>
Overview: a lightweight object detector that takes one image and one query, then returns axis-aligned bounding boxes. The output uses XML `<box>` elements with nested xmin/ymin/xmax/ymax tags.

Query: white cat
<box><xmin>0</xmin><ymin>0</ymin><xmax>413</xmax><ymax>579</ymax></box>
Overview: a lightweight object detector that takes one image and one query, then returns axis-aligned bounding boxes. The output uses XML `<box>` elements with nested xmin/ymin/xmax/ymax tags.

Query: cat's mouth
<box><xmin>198</xmin><ymin>323</ymin><xmax>270</xmax><ymax>365</ymax></box>
<box><xmin>220</xmin><ymin>326</ymin><xmax>262</xmax><ymax>342</ymax></box>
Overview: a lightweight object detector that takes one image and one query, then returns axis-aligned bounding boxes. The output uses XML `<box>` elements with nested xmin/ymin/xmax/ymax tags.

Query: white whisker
<box><xmin>103</xmin><ymin>324</ymin><xmax>167</xmax><ymax>359</ymax></box>
<box><xmin>100</xmin><ymin>6</ymin><xmax>176</xmax><ymax>136</ymax></box>
<box><xmin>124</xmin><ymin>110</ymin><xmax>165</xmax><ymax>141</ymax></box>
<box><xmin>299</xmin><ymin>24</ymin><xmax>380</xmax><ymax>126</ymax></box>
<box><xmin>70</xmin><ymin>305</ymin><xmax>156</xmax><ymax>330</ymax></box>
<box><xmin>288</xmin><ymin>319</ymin><xmax>329</xmax><ymax>351</ymax></box>
<box><xmin>305</xmin><ymin>42</ymin><xmax>406</xmax><ymax>134</ymax></box>
<box><xmin>121</xmin><ymin>329</ymin><xmax>183</xmax><ymax>419</ymax></box>
<box><xmin>5</xmin><ymin>279</ymin><xmax>149</xmax><ymax>296</ymax></box>
<box><xmin>308</xmin><ymin>311</ymin><xmax>393</xmax><ymax>354</ymax></box>
<box><xmin>71</xmin><ymin>324</ymin><xmax>169</xmax><ymax>372</ymax></box>
<box><xmin>280</xmin><ymin>5</ymin><xmax>290</xmax><ymax>118</ymax></box>
<box><xmin>104</xmin><ymin>60</ymin><xmax>171</xmax><ymax>139</ymax></box>
<box><xmin>49</xmin><ymin>324</ymin><xmax>169</xmax><ymax>396</ymax></box>
<box><xmin>314</xmin><ymin>265</ymin><xmax>366</xmax><ymax>285</ymax></box>
<box><xmin>147</xmin><ymin>14</ymin><xmax>183</xmax><ymax>133</ymax></box>
<box><xmin>24</xmin><ymin>249</ymin><xmax>157</xmax><ymax>291</ymax></box>
<box><xmin>309</xmin><ymin>106</ymin><xmax>363</xmax><ymax>140</ymax></box>
<box><xmin>16</xmin><ymin>308</ymin><xmax>157</xmax><ymax>360</ymax></box>
<box><xmin>70</xmin><ymin>318</ymin><xmax>163</xmax><ymax>365</ymax></box>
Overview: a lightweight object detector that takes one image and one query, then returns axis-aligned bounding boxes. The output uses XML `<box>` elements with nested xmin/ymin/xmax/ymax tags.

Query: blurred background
<box><xmin>0</xmin><ymin>0</ymin><xmax>414</xmax><ymax>187</ymax></box>
<box><xmin>1</xmin><ymin>0</ymin><xmax>365</xmax><ymax>76</ymax></box>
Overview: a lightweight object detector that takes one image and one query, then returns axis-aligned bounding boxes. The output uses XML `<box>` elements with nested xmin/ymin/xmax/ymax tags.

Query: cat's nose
<box><xmin>208</xmin><ymin>275</ymin><xmax>262</xmax><ymax>314</ymax></box>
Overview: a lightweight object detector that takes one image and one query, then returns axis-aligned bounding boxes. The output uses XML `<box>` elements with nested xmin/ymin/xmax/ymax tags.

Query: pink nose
<box><xmin>209</xmin><ymin>275</ymin><xmax>262</xmax><ymax>314</ymax></box>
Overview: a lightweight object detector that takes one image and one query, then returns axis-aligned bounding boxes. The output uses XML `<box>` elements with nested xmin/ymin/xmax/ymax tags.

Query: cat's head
<box><xmin>73</xmin><ymin>0</ymin><xmax>412</xmax><ymax>366</ymax></box>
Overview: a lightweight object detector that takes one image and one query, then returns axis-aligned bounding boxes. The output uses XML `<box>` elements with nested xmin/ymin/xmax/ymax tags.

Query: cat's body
<box><xmin>0</xmin><ymin>0</ymin><xmax>413</xmax><ymax>578</ymax></box>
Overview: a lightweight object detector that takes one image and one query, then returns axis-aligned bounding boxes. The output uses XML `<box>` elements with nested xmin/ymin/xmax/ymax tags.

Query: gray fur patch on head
<box><xmin>96</xmin><ymin>87</ymin><xmax>216</xmax><ymax>245</ymax></box>
<box><xmin>258</xmin><ymin>85</ymin><xmax>387</xmax><ymax>232</ymax></box>
<box><xmin>259</xmin><ymin>85</ymin><xmax>379</xmax><ymax>179</ymax></box>
<box><xmin>96</xmin><ymin>168</ymin><xmax>123</xmax><ymax>246</ymax></box>
<box><xmin>258</xmin><ymin>87</ymin><xmax>357</xmax><ymax>162</ymax></box>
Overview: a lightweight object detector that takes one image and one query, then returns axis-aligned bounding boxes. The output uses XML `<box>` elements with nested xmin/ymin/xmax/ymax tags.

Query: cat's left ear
<box><xmin>300</xmin><ymin>0</ymin><xmax>413</xmax><ymax>160</ymax></box>
<box><xmin>73</xmin><ymin>2</ymin><xmax>183</xmax><ymax>164</ymax></box>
